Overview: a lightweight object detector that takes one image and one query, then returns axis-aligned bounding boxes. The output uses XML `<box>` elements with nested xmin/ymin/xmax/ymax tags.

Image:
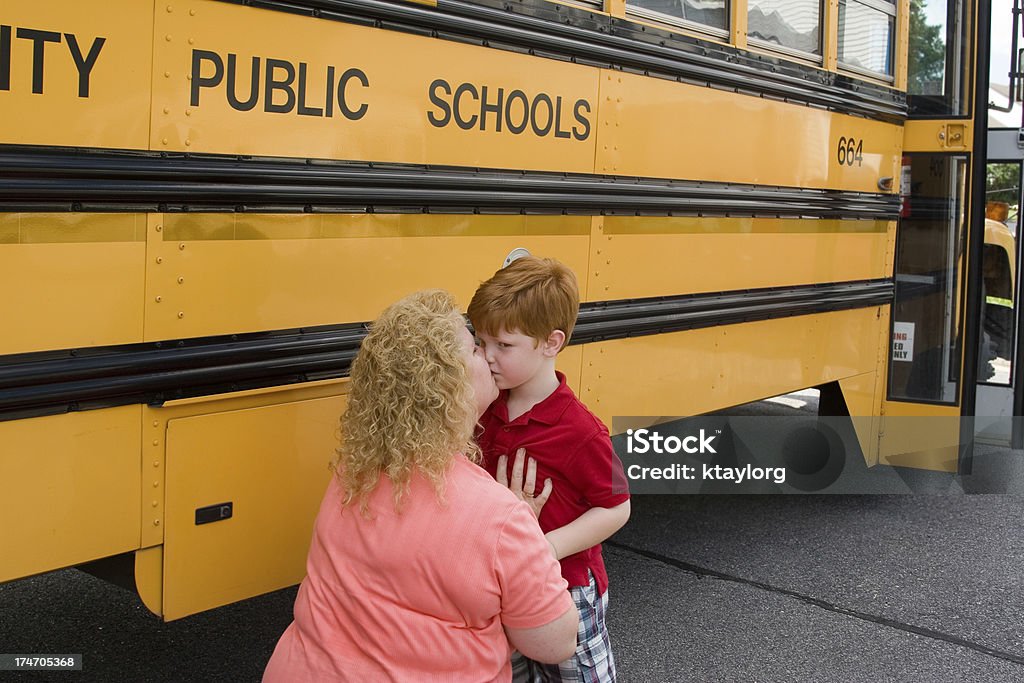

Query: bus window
<box><xmin>748</xmin><ymin>0</ymin><xmax>822</xmax><ymax>60</ymax></box>
<box><xmin>907</xmin><ymin>0</ymin><xmax>970</xmax><ymax>116</ymax></box>
<box><xmin>838</xmin><ymin>0</ymin><xmax>896</xmax><ymax>80</ymax></box>
<box><xmin>627</xmin><ymin>0</ymin><xmax>730</xmax><ymax>35</ymax></box>
<box><xmin>980</xmin><ymin>162</ymin><xmax>1020</xmax><ymax>386</ymax></box>
<box><xmin>889</xmin><ymin>154</ymin><xmax>968</xmax><ymax>403</ymax></box>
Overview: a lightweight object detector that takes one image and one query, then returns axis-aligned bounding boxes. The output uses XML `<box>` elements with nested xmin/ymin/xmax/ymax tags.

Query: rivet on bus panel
<box><xmin>187</xmin><ymin>74</ymin><xmax>193</xmax><ymax>81</ymax></box>
<box><xmin>185</xmin><ymin>109</ymin><xmax>192</xmax><ymax>116</ymax></box>
<box><xmin>166</xmin><ymin>5</ymin><xmax>173</xmax><ymax>12</ymax></box>
<box><xmin>164</xmin><ymin>71</ymin><xmax>170</xmax><ymax>78</ymax></box>
<box><xmin>163</xmin><ymin>107</ymin><xmax>170</xmax><ymax>114</ymax></box>
<box><xmin>153</xmin><ymin>481</ymin><xmax>160</xmax><ymax>488</ymax></box>
<box><xmin>153</xmin><ymin>520</ymin><xmax>161</xmax><ymax>527</ymax></box>
<box><xmin>156</xmin><ymin>225</ymin><xmax>163</xmax><ymax>232</ymax></box>
<box><xmin>153</xmin><ymin>440</ymin><xmax>159</xmax><ymax>446</ymax></box>
<box><xmin>152</xmin><ymin>501</ymin><xmax>159</xmax><ymax>508</ymax></box>
<box><xmin>156</xmin><ymin>257</ymin><xmax>163</xmax><ymax>264</ymax></box>
<box><xmin>190</xmin><ymin>9</ymin><xmax>196</xmax><ymax>16</ymax></box>
<box><xmin>165</xmin><ymin>34</ymin><xmax>173</xmax><ymax>42</ymax></box>
<box><xmin>152</xmin><ymin>421</ymin><xmax>159</xmax><ymax>428</ymax></box>
<box><xmin>185</xmin><ymin>139</ymin><xmax>191</xmax><ymax>146</ymax></box>
<box><xmin>179</xmin><ymin>243</ymin><xmax>186</xmax><ymax>250</ymax></box>
<box><xmin>178</xmin><ymin>312</ymin><xmax>185</xmax><ymax>318</ymax></box>
<box><xmin>153</xmin><ymin>461</ymin><xmax>160</xmax><ymax>468</ymax></box>
<box><xmin>155</xmin><ymin>296</ymin><xmax>162</xmax><ymax>303</ymax></box>
<box><xmin>188</xmin><ymin>38</ymin><xmax>195</xmax><ymax>45</ymax></box>
<box><xmin>178</xmin><ymin>277</ymin><xmax>185</xmax><ymax>284</ymax></box>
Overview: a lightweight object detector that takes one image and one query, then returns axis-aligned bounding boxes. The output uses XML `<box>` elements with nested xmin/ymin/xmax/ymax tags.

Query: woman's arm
<box><xmin>495</xmin><ymin>496</ymin><xmax>578</xmax><ymax>663</ymax></box>
<box><xmin>504</xmin><ymin>608</ymin><xmax>579</xmax><ymax>663</ymax></box>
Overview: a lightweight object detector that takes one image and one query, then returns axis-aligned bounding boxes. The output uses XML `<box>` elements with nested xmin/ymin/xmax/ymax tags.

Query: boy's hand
<box><xmin>497</xmin><ymin>448</ymin><xmax>552</xmax><ymax>520</ymax></box>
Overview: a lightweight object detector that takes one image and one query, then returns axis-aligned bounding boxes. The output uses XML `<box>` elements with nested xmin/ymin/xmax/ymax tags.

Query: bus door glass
<box><xmin>975</xmin><ymin>141</ymin><xmax>1023</xmax><ymax>445</ymax></box>
<box><xmin>878</xmin><ymin>0</ymin><xmax>974</xmax><ymax>470</ymax></box>
<box><xmin>888</xmin><ymin>154</ymin><xmax>968</xmax><ymax>404</ymax></box>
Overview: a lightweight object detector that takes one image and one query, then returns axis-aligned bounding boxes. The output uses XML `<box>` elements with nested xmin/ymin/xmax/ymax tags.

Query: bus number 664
<box><xmin>837</xmin><ymin>136</ymin><xmax>864</xmax><ymax>167</ymax></box>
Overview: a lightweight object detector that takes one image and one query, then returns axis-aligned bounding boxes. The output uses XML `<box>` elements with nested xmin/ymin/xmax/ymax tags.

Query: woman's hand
<box><xmin>496</xmin><ymin>448</ymin><xmax>552</xmax><ymax>520</ymax></box>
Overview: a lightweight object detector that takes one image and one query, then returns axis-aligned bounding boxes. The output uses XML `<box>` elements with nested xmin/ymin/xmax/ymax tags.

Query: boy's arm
<box><xmin>545</xmin><ymin>499</ymin><xmax>631</xmax><ymax>560</ymax></box>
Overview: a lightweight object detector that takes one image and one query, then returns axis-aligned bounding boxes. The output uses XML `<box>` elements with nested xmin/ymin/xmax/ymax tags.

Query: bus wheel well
<box><xmin>816</xmin><ymin>381</ymin><xmax>850</xmax><ymax>417</ymax></box>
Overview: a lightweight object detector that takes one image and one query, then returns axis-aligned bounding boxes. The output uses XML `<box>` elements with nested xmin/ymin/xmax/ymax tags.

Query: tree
<box><xmin>908</xmin><ymin>0</ymin><xmax>946</xmax><ymax>96</ymax></box>
<box><xmin>986</xmin><ymin>163</ymin><xmax>1021</xmax><ymax>205</ymax></box>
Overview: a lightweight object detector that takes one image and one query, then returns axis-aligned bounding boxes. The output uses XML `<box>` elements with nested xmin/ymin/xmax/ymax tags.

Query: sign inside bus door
<box><xmin>892</xmin><ymin>322</ymin><xmax>914</xmax><ymax>362</ymax></box>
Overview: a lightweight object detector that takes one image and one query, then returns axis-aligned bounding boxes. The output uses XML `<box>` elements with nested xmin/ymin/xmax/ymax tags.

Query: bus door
<box><xmin>876</xmin><ymin>0</ymin><xmax>981</xmax><ymax>472</ymax></box>
<box><xmin>975</xmin><ymin>132</ymin><xmax>1023</xmax><ymax>444</ymax></box>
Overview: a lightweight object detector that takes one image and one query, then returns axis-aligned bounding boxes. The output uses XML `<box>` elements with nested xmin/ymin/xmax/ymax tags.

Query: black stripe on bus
<box><xmin>1</xmin><ymin>147</ymin><xmax>900</xmax><ymax>220</ymax></box>
<box><xmin>0</xmin><ymin>279</ymin><xmax>892</xmax><ymax>420</ymax></box>
<box><xmin>220</xmin><ymin>0</ymin><xmax>905</xmax><ymax>122</ymax></box>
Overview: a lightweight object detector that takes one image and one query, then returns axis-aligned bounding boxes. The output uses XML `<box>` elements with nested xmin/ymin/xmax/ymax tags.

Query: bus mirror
<box><xmin>992</xmin><ymin>0</ymin><xmax>1023</xmax><ymax>112</ymax></box>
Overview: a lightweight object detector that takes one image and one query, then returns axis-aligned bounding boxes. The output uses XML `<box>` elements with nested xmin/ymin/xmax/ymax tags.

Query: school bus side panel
<box><xmin>592</xmin><ymin>216</ymin><xmax>890</xmax><ymax>300</ymax></box>
<box><xmin>596</xmin><ymin>69</ymin><xmax>902</xmax><ymax>192</ymax></box>
<box><xmin>1</xmin><ymin>0</ymin><xmax>152</xmax><ymax>150</ymax></box>
<box><xmin>161</xmin><ymin>389</ymin><xmax>345</xmax><ymax>620</ymax></box>
<box><xmin>0</xmin><ymin>406</ymin><xmax>142</xmax><ymax>583</ymax></box>
<box><xmin>147</xmin><ymin>214</ymin><xmax>591</xmax><ymax>340</ymax></box>
<box><xmin>151</xmin><ymin>0</ymin><xmax>599</xmax><ymax>173</ymax></box>
<box><xmin>580</xmin><ymin>307</ymin><xmax>885</xmax><ymax>423</ymax></box>
<box><xmin>0</xmin><ymin>214</ymin><xmax>147</xmax><ymax>355</ymax></box>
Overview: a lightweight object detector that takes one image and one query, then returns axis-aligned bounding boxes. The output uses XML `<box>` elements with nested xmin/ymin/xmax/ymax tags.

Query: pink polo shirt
<box><xmin>263</xmin><ymin>455</ymin><xmax>571</xmax><ymax>683</ymax></box>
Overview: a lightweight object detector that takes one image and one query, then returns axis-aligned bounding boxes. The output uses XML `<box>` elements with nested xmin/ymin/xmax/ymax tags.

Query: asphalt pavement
<box><xmin>2</xmin><ymin>395</ymin><xmax>1023</xmax><ymax>681</ymax></box>
<box><xmin>607</xmin><ymin>495</ymin><xmax>1024</xmax><ymax>682</ymax></box>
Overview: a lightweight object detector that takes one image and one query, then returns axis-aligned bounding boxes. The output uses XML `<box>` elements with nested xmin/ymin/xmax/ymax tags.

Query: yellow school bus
<box><xmin>1</xmin><ymin>0</ymin><xmax>994</xmax><ymax>618</ymax></box>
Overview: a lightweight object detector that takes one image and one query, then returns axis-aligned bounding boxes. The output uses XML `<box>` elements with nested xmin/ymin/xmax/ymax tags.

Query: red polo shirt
<box><xmin>477</xmin><ymin>372</ymin><xmax>630</xmax><ymax>595</ymax></box>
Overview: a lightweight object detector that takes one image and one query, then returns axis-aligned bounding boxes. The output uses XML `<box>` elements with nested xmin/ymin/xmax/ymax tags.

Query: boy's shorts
<box><xmin>511</xmin><ymin>571</ymin><xmax>616</xmax><ymax>683</ymax></box>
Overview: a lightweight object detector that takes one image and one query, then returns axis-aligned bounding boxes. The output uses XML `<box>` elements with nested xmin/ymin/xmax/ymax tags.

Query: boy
<box><xmin>468</xmin><ymin>255</ymin><xmax>631</xmax><ymax>683</ymax></box>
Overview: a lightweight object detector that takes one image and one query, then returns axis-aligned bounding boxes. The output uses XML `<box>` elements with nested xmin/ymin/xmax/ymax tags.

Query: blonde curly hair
<box><xmin>334</xmin><ymin>290</ymin><xmax>481</xmax><ymax>514</ymax></box>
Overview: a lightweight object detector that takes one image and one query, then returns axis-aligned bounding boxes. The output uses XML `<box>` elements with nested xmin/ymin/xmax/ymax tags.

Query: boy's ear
<box><xmin>542</xmin><ymin>330</ymin><xmax>566</xmax><ymax>357</ymax></box>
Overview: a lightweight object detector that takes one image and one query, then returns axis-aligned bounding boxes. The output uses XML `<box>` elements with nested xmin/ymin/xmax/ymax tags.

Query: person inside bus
<box><xmin>262</xmin><ymin>289</ymin><xmax>578</xmax><ymax>682</ymax></box>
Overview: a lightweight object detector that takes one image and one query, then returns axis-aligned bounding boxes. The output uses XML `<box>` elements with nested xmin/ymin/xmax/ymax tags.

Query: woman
<box><xmin>263</xmin><ymin>290</ymin><xmax>578</xmax><ymax>682</ymax></box>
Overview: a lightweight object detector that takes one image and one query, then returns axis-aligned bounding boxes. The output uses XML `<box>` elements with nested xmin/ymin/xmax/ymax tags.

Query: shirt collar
<box><xmin>491</xmin><ymin>371</ymin><xmax>573</xmax><ymax>426</ymax></box>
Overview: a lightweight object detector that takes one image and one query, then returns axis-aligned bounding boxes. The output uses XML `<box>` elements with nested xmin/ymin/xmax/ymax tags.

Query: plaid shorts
<box><xmin>511</xmin><ymin>571</ymin><xmax>616</xmax><ymax>683</ymax></box>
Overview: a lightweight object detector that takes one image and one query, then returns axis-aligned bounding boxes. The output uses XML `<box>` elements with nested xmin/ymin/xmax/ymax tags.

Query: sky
<box><xmin>988</xmin><ymin>0</ymin><xmax>1018</xmax><ymax>125</ymax></box>
<box><xmin>990</xmin><ymin>0</ymin><xmax>1013</xmax><ymax>89</ymax></box>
